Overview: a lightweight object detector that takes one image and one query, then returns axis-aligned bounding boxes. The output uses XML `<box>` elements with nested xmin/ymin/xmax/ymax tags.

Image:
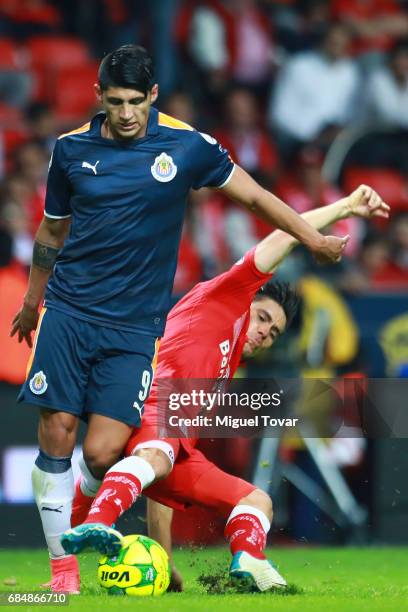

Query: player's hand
<box><xmin>347</xmin><ymin>184</ymin><xmax>390</xmax><ymax>219</ymax></box>
<box><xmin>311</xmin><ymin>234</ymin><xmax>350</xmax><ymax>264</ymax></box>
<box><xmin>10</xmin><ymin>303</ymin><xmax>39</xmax><ymax>348</ymax></box>
<box><xmin>168</xmin><ymin>565</ymin><xmax>184</xmax><ymax>592</ymax></box>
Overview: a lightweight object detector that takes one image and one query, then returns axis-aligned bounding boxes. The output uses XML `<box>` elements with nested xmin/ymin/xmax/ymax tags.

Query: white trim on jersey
<box><xmin>44</xmin><ymin>211</ymin><xmax>72</xmax><ymax>219</ymax></box>
<box><xmin>217</xmin><ymin>164</ymin><xmax>236</xmax><ymax>189</ymax></box>
<box><xmin>132</xmin><ymin>440</ymin><xmax>175</xmax><ymax>466</ymax></box>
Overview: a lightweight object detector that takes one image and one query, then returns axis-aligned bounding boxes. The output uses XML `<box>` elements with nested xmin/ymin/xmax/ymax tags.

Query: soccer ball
<box><xmin>97</xmin><ymin>534</ymin><xmax>170</xmax><ymax>596</ymax></box>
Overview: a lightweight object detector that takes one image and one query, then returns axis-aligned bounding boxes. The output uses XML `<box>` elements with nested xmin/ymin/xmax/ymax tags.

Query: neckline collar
<box><xmin>90</xmin><ymin>107</ymin><xmax>159</xmax><ymax>143</ymax></box>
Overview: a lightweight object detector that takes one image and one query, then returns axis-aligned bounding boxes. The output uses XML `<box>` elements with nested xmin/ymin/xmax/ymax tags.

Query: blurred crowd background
<box><xmin>0</xmin><ymin>0</ymin><xmax>407</xmax><ymax>546</ymax></box>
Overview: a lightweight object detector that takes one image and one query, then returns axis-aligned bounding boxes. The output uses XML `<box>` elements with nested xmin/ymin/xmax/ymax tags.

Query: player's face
<box><xmin>243</xmin><ymin>298</ymin><xmax>287</xmax><ymax>358</ymax></box>
<box><xmin>95</xmin><ymin>84</ymin><xmax>159</xmax><ymax>140</ymax></box>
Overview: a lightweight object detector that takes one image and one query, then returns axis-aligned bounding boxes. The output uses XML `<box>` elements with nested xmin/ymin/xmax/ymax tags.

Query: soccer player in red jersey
<box><xmin>62</xmin><ymin>185</ymin><xmax>388</xmax><ymax>591</ymax></box>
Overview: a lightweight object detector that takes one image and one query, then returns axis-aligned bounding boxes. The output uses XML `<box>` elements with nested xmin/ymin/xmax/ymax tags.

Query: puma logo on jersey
<box><xmin>133</xmin><ymin>401</ymin><xmax>143</xmax><ymax>419</ymax></box>
<box><xmin>82</xmin><ymin>160</ymin><xmax>100</xmax><ymax>175</ymax></box>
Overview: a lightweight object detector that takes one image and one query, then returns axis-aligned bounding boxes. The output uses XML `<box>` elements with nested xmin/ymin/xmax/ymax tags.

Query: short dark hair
<box><xmin>98</xmin><ymin>45</ymin><xmax>155</xmax><ymax>93</ymax></box>
<box><xmin>254</xmin><ymin>281</ymin><xmax>299</xmax><ymax>328</ymax></box>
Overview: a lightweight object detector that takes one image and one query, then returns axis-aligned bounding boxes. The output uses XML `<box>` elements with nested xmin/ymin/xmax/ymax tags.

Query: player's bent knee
<box><xmin>82</xmin><ymin>446</ymin><xmax>124</xmax><ymax>478</ymax></box>
<box><xmin>238</xmin><ymin>488</ymin><xmax>273</xmax><ymax>521</ymax></box>
<box><xmin>133</xmin><ymin>447</ymin><xmax>172</xmax><ymax>480</ymax></box>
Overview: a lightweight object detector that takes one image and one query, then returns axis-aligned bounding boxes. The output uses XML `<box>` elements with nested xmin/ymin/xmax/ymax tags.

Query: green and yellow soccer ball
<box><xmin>98</xmin><ymin>534</ymin><xmax>170</xmax><ymax>596</ymax></box>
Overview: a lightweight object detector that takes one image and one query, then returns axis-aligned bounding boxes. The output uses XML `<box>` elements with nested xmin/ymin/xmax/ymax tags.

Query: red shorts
<box><xmin>125</xmin><ymin>426</ymin><xmax>255</xmax><ymax>516</ymax></box>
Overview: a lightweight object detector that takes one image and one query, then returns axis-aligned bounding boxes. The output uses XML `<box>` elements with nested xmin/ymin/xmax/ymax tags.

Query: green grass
<box><xmin>0</xmin><ymin>547</ymin><xmax>407</xmax><ymax>611</ymax></box>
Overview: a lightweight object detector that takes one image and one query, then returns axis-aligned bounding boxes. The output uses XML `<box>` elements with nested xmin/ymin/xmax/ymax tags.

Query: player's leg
<box><xmin>70</xmin><ymin>414</ymin><xmax>134</xmax><ymax>527</ymax></box>
<box><xmin>18</xmin><ymin>309</ymin><xmax>93</xmax><ymax>593</ymax></box>
<box><xmin>70</xmin><ymin>417</ymin><xmax>178</xmax><ymax>525</ymax></box>
<box><xmin>225</xmin><ymin>488</ymin><xmax>286</xmax><ymax>590</ymax></box>
<box><xmin>34</xmin><ymin>409</ymin><xmax>79</xmax><ymax>552</ymax></box>
<box><xmin>194</xmin><ymin>468</ymin><xmax>286</xmax><ymax>590</ymax></box>
<box><xmin>62</xmin><ymin>441</ymin><xmax>177</xmax><ymax>555</ymax></box>
<box><xmin>33</xmin><ymin>410</ymin><xmax>80</xmax><ymax>592</ymax></box>
<box><xmin>149</xmin><ymin>449</ymin><xmax>286</xmax><ymax>591</ymax></box>
<box><xmin>63</xmin><ymin>331</ymin><xmax>162</xmax><ymax>552</ymax></box>
<box><xmin>224</xmin><ymin>487</ymin><xmax>272</xmax><ymax>560</ymax></box>
<box><xmin>70</xmin><ymin>453</ymin><xmax>102</xmax><ymax>528</ymax></box>
<box><xmin>86</xmin><ymin>445</ymin><xmax>170</xmax><ymax>524</ymax></box>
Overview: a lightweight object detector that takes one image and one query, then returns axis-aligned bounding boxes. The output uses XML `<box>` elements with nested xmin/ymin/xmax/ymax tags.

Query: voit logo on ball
<box><xmin>151</xmin><ymin>152</ymin><xmax>177</xmax><ymax>183</ymax></box>
<box><xmin>29</xmin><ymin>370</ymin><xmax>48</xmax><ymax>395</ymax></box>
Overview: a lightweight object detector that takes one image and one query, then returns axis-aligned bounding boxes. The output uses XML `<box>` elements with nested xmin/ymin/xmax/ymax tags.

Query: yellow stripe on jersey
<box><xmin>25</xmin><ymin>307</ymin><xmax>47</xmax><ymax>379</ymax></box>
<box><xmin>158</xmin><ymin>112</ymin><xmax>194</xmax><ymax>131</ymax></box>
<box><xmin>58</xmin><ymin>122</ymin><xmax>91</xmax><ymax>140</ymax></box>
<box><xmin>151</xmin><ymin>338</ymin><xmax>161</xmax><ymax>374</ymax></box>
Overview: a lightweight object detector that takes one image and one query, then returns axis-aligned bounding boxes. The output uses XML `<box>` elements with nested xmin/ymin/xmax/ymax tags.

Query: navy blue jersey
<box><xmin>44</xmin><ymin>108</ymin><xmax>235</xmax><ymax>334</ymax></box>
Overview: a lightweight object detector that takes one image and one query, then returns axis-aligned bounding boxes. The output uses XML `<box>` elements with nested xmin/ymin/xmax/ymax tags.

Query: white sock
<box><xmin>227</xmin><ymin>504</ymin><xmax>271</xmax><ymax>533</ymax></box>
<box><xmin>32</xmin><ymin>450</ymin><xmax>74</xmax><ymax>559</ymax></box>
<box><xmin>78</xmin><ymin>453</ymin><xmax>102</xmax><ymax>497</ymax></box>
<box><xmin>107</xmin><ymin>455</ymin><xmax>155</xmax><ymax>489</ymax></box>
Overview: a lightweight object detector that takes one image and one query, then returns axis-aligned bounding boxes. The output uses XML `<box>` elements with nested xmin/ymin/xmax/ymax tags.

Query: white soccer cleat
<box><xmin>229</xmin><ymin>551</ymin><xmax>287</xmax><ymax>591</ymax></box>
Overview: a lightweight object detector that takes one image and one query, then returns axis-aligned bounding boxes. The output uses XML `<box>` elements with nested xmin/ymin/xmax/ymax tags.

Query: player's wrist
<box><xmin>328</xmin><ymin>198</ymin><xmax>351</xmax><ymax>221</ymax></box>
<box><xmin>340</xmin><ymin>197</ymin><xmax>353</xmax><ymax>220</ymax></box>
<box><xmin>306</xmin><ymin>231</ymin><xmax>326</xmax><ymax>252</ymax></box>
<box><xmin>23</xmin><ymin>294</ymin><xmax>41</xmax><ymax>311</ymax></box>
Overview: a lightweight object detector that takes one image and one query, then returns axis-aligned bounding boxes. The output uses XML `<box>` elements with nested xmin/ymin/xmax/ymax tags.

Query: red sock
<box><xmin>71</xmin><ymin>479</ymin><xmax>94</xmax><ymax>527</ymax></box>
<box><xmin>83</xmin><ymin>472</ymin><xmax>141</xmax><ymax>527</ymax></box>
<box><xmin>224</xmin><ymin>513</ymin><xmax>267</xmax><ymax>560</ymax></box>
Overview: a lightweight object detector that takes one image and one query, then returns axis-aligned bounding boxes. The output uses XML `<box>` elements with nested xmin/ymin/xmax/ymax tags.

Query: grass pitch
<box><xmin>0</xmin><ymin>547</ymin><xmax>407</xmax><ymax>611</ymax></box>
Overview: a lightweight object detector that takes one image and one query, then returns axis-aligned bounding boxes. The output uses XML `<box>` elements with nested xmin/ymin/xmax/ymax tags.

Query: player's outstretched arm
<box><xmin>10</xmin><ymin>216</ymin><xmax>70</xmax><ymax>347</ymax></box>
<box><xmin>221</xmin><ymin>165</ymin><xmax>349</xmax><ymax>264</ymax></box>
<box><xmin>146</xmin><ymin>499</ymin><xmax>183</xmax><ymax>592</ymax></box>
<box><xmin>254</xmin><ymin>185</ymin><xmax>389</xmax><ymax>273</ymax></box>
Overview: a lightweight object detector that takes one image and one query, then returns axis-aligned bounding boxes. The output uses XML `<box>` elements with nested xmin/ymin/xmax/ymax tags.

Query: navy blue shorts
<box><xmin>18</xmin><ymin>307</ymin><xmax>160</xmax><ymax>427</ymax></box>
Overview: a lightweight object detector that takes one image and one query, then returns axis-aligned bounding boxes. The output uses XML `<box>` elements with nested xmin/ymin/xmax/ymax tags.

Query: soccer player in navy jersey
<box><xmin>11</xmin><ymin>45</ymin><xmax>349</xmax><ymax>593</ymax></box>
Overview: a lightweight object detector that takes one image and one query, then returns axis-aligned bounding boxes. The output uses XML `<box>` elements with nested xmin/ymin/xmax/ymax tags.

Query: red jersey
<box><xmin>143</xmin><ymin>247</ymin><xmax>272</xmax><ymax>445</ymax></box>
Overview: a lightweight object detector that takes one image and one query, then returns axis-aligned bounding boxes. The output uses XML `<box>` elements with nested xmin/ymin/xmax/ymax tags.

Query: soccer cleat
<box><xmin>60</xmin><ymin>523</ymin><xmax>123</xmax><ymax>557</ymax></box>
<box><xmin>229</xmin><ymin>551</ymin><xmax>287</xmax><ymax>592</ymax></box>
<box><xmin>40</xmin><ymin>555</ymin><xmax>80</xmax><ymax>594</ymax></box>
<box><xmin>71</xmin><ymin>479</ymin><xmax>95</xmax><ymax>528</ymax></box>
